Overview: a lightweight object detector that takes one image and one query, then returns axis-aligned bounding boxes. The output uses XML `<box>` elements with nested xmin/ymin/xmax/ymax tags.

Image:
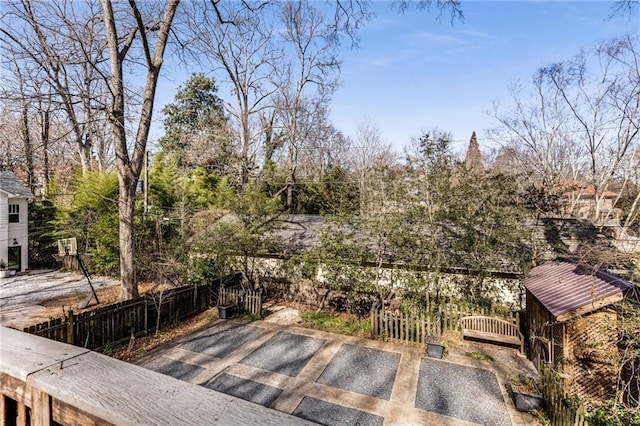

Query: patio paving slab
<box><xmin>204</xmin><ymin>373</ymin><xmax>283</xmax><ymax>407</ymax></box>
<box><xmin>143</xmin><ymin>356</ymin><xmax>205</xmax><ymax>382</ymax></box>
<box><xmin>316</xmin><ymin>344</ymin><xmax>400</xmax><ymax>400</ymax></box>
<box><xmin>293</xmin><ymin>396</ymin><xmax>384</xmax><ymax>426</ymax></box>
<box><xmin>180</xmin><ymin>321</ymin><xmax>265</xmax><ymax>359</ymax></box>
<box><xmin>415</xmin><ymin>358</ymin><xmax>511</xmax><ymax>426</ymax></box>
<box><xmin>240</xmin><ymin>331</ymin><xmax>326</xmax><ymax>377</ymax></box>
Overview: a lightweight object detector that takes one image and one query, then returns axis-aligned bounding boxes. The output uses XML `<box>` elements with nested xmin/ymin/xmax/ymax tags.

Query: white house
<box><xmin>0</xmin><ymin>172</ymin><xmax>34</xmax><ymax>272</ymax></box>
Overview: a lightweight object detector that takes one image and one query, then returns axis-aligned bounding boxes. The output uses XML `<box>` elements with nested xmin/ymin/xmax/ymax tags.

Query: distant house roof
<box><xmin>0</xmin><ymin>172</ymin><xmax>34</xmax><ymax>199</ymax></box>
<box><xmin>271</xmin><ymin>214</ymin><xmax>325</xmax><ymax>253</ymax></box>
<box><xmin>524</xmin><ymin>261</ymin><xmax>633</xmax><ymax>321</ymax></box>
<box><xmin>563</xmin><ymin>180</ymin><xmax>617</xmax><ymax>199</ymax></box>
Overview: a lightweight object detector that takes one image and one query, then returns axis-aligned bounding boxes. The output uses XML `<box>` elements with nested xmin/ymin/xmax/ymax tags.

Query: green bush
<box><xmin>301</xmin><ymin>311</ymin><xmax>371</xmax><ymax>336</ymax></box>
<box><xmin>51</xmin><ymin>171</ymin><xmax>120</xmax><ymax>275</ymax></box>
<box><xmin>586</xmin><ymin>403</ymin><xmax>640</xmax><ymax>426</ymax></box>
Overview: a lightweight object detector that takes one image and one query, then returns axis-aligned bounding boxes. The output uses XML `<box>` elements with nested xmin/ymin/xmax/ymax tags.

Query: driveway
<box><xmin>0</xmin><ymin>270</ymin><xmax>119</xmax><ymax>328</ymax></box>
<box><xmin>138</xmin><ymin>320</ymin><xmax>537</xmax><ymax>426</ymax></box>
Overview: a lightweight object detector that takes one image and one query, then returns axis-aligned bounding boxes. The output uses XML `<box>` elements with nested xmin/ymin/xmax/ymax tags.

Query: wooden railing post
<box><xmin>30</xmin><ymin>388</ymin><xmax>51</xmax><ymax>425</ymax></box>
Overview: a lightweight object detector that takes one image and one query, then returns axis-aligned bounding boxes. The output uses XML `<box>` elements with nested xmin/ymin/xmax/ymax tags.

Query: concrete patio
<box><xmin>137</xmin><ymin>319</ymin><xmax>538</xmax><ymax>425</ymax></box>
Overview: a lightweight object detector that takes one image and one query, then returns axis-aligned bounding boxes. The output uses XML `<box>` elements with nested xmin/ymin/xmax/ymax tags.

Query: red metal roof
<box><xmin>524</xmin><ymin>261</ymin><xmax>633</xmax><ymax>320</ymax></box>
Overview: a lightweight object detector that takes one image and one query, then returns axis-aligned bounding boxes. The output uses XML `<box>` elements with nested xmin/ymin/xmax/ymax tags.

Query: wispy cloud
<box><xmin>366</xmin><ymin>48</ymin><xmax>426</xmax><ymax>68</ymax></box>
<box><xmin>410</xmin><ymin>30</ymin><xmax>469</xmax><ymax>47</ymax></box>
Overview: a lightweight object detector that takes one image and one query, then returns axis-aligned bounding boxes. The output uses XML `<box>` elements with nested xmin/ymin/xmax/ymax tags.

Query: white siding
<box><xmin>2</xmin><ymin>196</ymin><xmax>30</xmax><ymax>271</ymax></box>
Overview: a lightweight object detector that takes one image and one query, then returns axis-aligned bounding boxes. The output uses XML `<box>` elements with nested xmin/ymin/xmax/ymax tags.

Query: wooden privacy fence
<box><xmin>23</xmin><ymin>275</ymin><xmax>238</xmax><ymax>350</ymax></box>
<box><xmin>218</xmin><ymin>287</ymin><xmax>263</xmax><ymax>317</ymax></box>
<box><xmin>540</xmin><ymin>364</ymin><xmax>586</xmax><ymax>426</ymax></box>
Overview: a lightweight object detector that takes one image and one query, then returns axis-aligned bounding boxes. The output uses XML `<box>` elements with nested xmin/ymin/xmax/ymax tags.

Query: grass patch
<box><xmin>465</xmin><ymin>351</ymin><xmax>494</xmax><ymax>361</ymax></box>
<box><xmin>301</xmin><ymin>311</ymin><xmax>371</xmax><ymax>337</ymax></box>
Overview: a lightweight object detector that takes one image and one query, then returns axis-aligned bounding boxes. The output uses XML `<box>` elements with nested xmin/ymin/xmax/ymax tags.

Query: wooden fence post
<box><xmin>370</xmin><ymin>308</ymin><xmax>374</xmax><ymax>339</ymax></box>
<box><xmin>144</xmin><ymin>297</ymin><xmax>148</xmax><ymax>336</ymax></box>
<box><xmin>67</xmin><ymin>310</ymin><xmax>74</xmax><ymax>345</ymax></box>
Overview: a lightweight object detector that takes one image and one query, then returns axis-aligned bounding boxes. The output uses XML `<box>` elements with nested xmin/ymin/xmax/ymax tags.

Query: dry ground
<box><xmin>39</xmin><ymin>281</ymin><xmax>173</xmax><ymax>319</ymax></box>
<box><xmin>0</xmin><ymin>270</ymin><xmax>173</xmax><ymax>329</ymax></box>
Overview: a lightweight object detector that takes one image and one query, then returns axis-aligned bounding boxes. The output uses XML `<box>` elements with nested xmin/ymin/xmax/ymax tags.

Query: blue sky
<box><xmin>328</xmin><ymin>1</ymin><xmax>638</xmax><ymax>153</ymax></box>
<box><xmin>152</xmin><ymin>1</ymin><xmax>638</xmax><ymax>156</ymax></box>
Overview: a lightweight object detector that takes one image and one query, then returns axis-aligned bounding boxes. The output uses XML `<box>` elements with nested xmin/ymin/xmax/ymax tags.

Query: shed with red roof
<box><xmin>524</xmin><ymin>261</ymin><xmax>635</xmax><ymax>402</ymax></box>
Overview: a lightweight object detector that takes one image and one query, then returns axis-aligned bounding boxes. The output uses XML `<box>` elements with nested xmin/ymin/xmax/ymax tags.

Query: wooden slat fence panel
<box><xmin>23</xmin><ymin>275</ymin><xmax>238</xmax><ymax>350</ymax></box>
<box><xmin>370</xmin><ymin>309</ymin><xmax>441</xmax><ymax>345</ymax></box>
<box><xmin>218</xmin><ymin>288</ymin><xmax>263</xmax><ymax>317</ymax></box>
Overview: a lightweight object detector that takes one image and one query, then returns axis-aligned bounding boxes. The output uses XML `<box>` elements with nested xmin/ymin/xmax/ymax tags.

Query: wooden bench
<box><xmin>459</xmin><ymin>315</ymin><xmax>523</xmax><ymax>353</ymax></box>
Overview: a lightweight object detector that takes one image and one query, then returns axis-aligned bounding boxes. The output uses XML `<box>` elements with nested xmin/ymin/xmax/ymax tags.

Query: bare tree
<box><xmin>489</xmin><ymin>76</ymin><xmax>582</xmax><ymax>191</ymax></box>
<box><xmin>183</xmin><ymin>1</ymin><xmax>279</xmax><ymax>187</ymax></box>
<box><xmin>352</xmin><ymin>116</ymin><xmax>396</xmax><ymax>215</ymax></box>
<box><xmin>279</xmin><ymin>0</ymin><xmax>354</xmax><ymax>211</ymax></box>
<box><xmin>297</xmin><ymin>105</ymin><xmax>352</xmax><ymax>180</ymax></box>
<box><xmin>540</xmin><ymin>35</ymin><xmax>639</xmax><ymax>225</ymax></box>
<box><xmin>0</xmin><ymin>0</ymin><xmax>114</xmax><ymax>174</ymax></box>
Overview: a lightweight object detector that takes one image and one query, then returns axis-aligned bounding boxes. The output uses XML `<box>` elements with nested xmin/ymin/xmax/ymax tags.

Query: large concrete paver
<box><xmin>240</xmin><ymin>332</ymin><xmax>326</xmax><ymax>377</ymax></box>
<box><xmin>139</xmin><ymin>319</ymin><xmax>538</xmax><ymax>426</ymax></box>
<box><xmin>416</xmin><ymin>358</ymin><xmax>511</xmax><ymax>426</ymax></box>
<box><xmin>316</xmin><ymin>344</ymin><xmax>400</xmax><ymax>400</ymax></box>
<box><xmin>204</xmin><ymin>373</ymin><xmax>283</xmax><ymax>407</ymax></box>
<box><xmin>294</xmin><ymin>396</ymin><xmax>384</xmax><ymax>426</ymax></box>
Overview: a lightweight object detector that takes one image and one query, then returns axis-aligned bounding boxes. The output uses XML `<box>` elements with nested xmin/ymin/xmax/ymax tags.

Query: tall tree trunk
<box><xmin>118</xmin><ymin>179</ymin><xmax>138</xmax><ymax>299</ymax></box>
<box><xmin>102</xmin><ymin>0</ymin><xmax>179</xmax><ymax>300</ymax></box>
<box><xmin>241</xmin><ymin>110</ymin><xmax>251</xmax><ymax>188</ymax></box>
<box><xmin>20</xmin><ymin>102</ymin><xmax>35</xmax><ymax>193</ymax></box>
<box><xmin>40</xmin><ymin>107</ymin><xmax>50</xmax><ymax>195</ymax></box>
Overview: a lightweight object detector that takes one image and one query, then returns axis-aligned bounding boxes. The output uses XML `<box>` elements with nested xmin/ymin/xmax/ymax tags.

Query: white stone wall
<box><xmin>247</xmin><ymin>255</ymin><xmax>524</xmax><ymax>308</ymax></box>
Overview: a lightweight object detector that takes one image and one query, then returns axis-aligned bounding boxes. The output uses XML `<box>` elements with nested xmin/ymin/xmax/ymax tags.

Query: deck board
<box><xmin>0</xmin><ymin>326</ymin><xmax>89</xmax><ymax>380</ymax></box>
<box><xmin>2</xmin><ymin>326</ymin><xmax>315</xmax><ymax>425</ymax></box>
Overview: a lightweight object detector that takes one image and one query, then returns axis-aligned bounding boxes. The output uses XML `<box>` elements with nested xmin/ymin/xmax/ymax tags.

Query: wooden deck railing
<box><xmin>0</xmin><ymin>326</ymin><xmax>314</xmax><ymax>425</ymax></box>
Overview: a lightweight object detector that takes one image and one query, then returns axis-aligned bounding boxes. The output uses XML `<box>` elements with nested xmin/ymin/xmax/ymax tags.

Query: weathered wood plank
<box><xmin>52</xmin><ymin>397</ymin><xmax>115</xmax><ymax>426</ymax></box>
<box><xmin>461</xmin><ymin>329</ymin><xmax>522</xmax><ymax>346</ymax></box>
<box><xmin>2</xmin><ymin>328</ymin><xmax>314</xmax><ymax>425</ymax></box>
<box><xmin>0</xmin><ymin>327</ymin><xmax>89</xmax><ymax>381</ymax></box>
<box><xmin>30</xmin><ymin>387</ymin><xmax>51</xmax><ymax>425</ymax></box>
<box><xmin>0</xmin><ymin>374</ymin><xmax>31</xmax><ymax>407</ymax></box>
<box><xmin>29</xmin><ymin>351</ymin><xmax>315</xmax><ymax>425</ymax></box>
<box><xmin>16</xmin><ymin>401</ymin><xmax>27</xmax><ymax>426</ymax></box>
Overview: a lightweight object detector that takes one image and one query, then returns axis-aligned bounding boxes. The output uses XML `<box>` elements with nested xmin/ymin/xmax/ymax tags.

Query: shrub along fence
<box><xmin>540</xmin><ymin>364</ymin><xmax>587</xmax><ymax>426</ymax></box>
<box><xmin>370</xmin><ymin>303</ymin><xmax>521</xmax><ymax>345</ymax></box>
<box><xmin>23</xmin><ymin>274</ymin><xmax>240</xmax><ymax>350</ymax></box>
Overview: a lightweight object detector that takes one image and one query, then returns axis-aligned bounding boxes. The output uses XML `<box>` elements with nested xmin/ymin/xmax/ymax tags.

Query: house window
<box><xmin>8</xmin><ymin>204</ymin><xmax>19</xmax><ymax>223</ymax></box>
